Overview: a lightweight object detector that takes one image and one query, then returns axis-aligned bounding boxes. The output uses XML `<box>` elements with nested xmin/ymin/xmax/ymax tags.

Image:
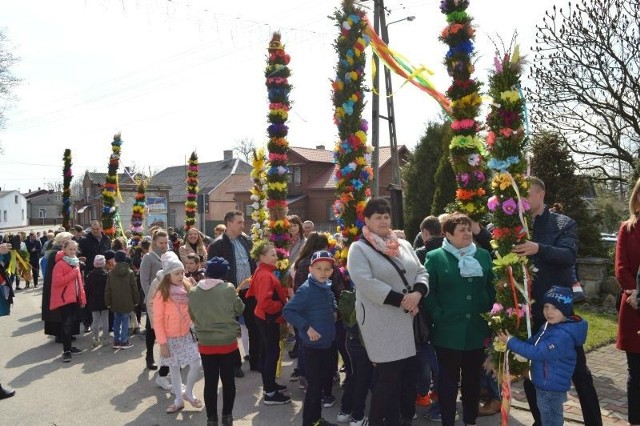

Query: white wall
<box><xmin>0</xmin><ymin>191</ymin><xmax>29</xmax><ymax>228</ymax></box>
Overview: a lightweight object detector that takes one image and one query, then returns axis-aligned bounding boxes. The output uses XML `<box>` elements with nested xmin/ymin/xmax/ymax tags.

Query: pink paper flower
<box><xmin>487</xmin><ymin>196</ymin><xmax>500</xmax><ymax>212</ymax></box>
<box><xmin>490</xmin><ymin>303</ymin><xmax>504</xmax><ymax>315</ymax></box>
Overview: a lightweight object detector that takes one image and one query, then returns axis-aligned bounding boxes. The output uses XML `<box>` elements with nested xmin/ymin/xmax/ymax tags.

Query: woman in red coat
<box><xmin>50</xmin><ymin>240</ymin><xmax>87</xmax><ymax>363</ymax></box>
<box><xmin>615</xmin><ymin>177</ymin><xmax>640</xmax><ymax>426</ymax></box>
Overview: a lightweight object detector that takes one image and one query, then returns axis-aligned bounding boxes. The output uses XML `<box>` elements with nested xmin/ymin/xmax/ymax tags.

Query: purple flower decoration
<box><xmin>359</xmin><ymin>119</ymin><xmax>369</xmax><ymax>132</ymax></box>
<box><xmin>474</xmin><ymin>170</ymin><xmax>485</xmax><ymax>183</ymax></box>
<box><xmin>521</xmin><ymin>198</ymin><xmax>531</xmax><ymax>211</ymax></box>
<box><xmin>502</xmin><ymin>198</ymin><xmax>517</xmax><ymax>215</ymax></box>
<box><xmin>457</xmin><ymin>172</ymin><xmax>470</xmax><ymax>186</ymax></box>
<box><xmin>487</xmin><ymin>196</ymin><xmax>500</xmax><ymax>212</ymax></box>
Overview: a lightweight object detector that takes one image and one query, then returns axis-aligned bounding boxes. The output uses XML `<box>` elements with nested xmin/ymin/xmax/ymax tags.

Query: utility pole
<box><xmin>371</xmin><ymin>0</ymin><xmax>381</xmax><ymax>198</ymax></box>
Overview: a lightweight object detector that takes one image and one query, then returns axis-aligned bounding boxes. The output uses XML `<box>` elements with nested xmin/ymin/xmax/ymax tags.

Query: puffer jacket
<box><xmin>283</xmin><ymin>275</ymin><xmax>336</xmax><ymax>349</ymax></box>
<box><xmin>529</xmin><ymin>207</ymin><xmax>578</xmax><ymax>320</ymax></box>
<box><xmin>50</xmin><ymin>251</ymin><xmax>86</xmax><ymax>310</ymax></box>
<box><xmin>507</xmin><ymin>316</ymin><xmax>588</xmax><ymax>392</ymax></box>
<box><xmin>105</xmin><ymin>262</ymin><xmax>139</xmax><ymax>313</ymax></box>
<box><xmin>153</xmin><ymin>284</ymin><xmax>192</xmax><ymax>344</ymax></box>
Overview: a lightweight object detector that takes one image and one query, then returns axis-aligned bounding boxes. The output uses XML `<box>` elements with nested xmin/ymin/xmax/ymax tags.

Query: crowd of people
<box><xmin>0</xmin><ymin>176</ymin><xmax>638</xmax><ymax>426</ymax></box>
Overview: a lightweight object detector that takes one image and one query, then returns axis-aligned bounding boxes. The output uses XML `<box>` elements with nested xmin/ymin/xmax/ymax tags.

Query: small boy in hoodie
<box><xmin>105</xmin><ymin>250</ymin><xmax>139</xmax><ymax>349</ymax></box>
<box><xmin>283</xmin><ymin>250</ymin><xmax>337</xmax><ymax>426</ymax></box>
<box><xmin>85</xmin><ymin>255</ymin><xmax>110</xmax><ymax>346</ymax></box>
<box><xmin>498</xmin><ymin>286</ymin><xmax>588</xmax><ymax>426</ymax></box>
<box><xmin>188</xmin><ymin>256</ymin><xmax>245</xmax><ymax>426</ymax></box>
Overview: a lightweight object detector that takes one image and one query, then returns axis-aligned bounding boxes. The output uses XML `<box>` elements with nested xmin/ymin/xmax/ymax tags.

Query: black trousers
<box><xmin>201</xmin><ymin>351</ymin><xmax>236</xmax><ymax>420</ymax></box>
<box><xmin>368</xmin><ymin>356</ymin><xmax>417</xmax><ymax>426</ymax></box>
<box><xmin>243</xmin><ymin>296</ymin><xmax>261</xmax><ymax>369</ymax></box>
<box><xmin>29</xmin><ymin>261</ymin><xmax>40</xmax><ymax>285</ymax></box>
<box><xmin>255</xmin><ymin>317</ymin><xmax>280</xmax><ymax>393</ymax></box>
<box><xmin>435</xmin><ymin>346</ymin><xmax>484</xmax><ymax>426</ymax></box>
<box><xmin>58</xmin><ymin>303</ymin><xmax>79</xmax><ymax>353</ymax></box>
<box><xmin>627</xmin><ymin>351</ymin><xmax>640</xmax><ymax>424</ymax></box>
<box><xmin>145</xmin><ymin>317</ymin><xmax>169</xmax><ymax>376</ymax></box>
<box><xmin>340</xmin><ymin>336</ymin><xmax>373</xmax><ymax>421</ymax></box>
<box><xmin>524</xmin><ymin>317</ymin><xmax>602</xmax><ymax>426</ymax></box>
<box><xmin>303</xmin><ymin>346</ymin><xmax>334</xmax><ymax>426</ymax></box>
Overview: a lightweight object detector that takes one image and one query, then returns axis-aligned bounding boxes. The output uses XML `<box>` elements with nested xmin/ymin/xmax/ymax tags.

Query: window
<box><xmin>39</xmin><ymin>209</ymin><xmax>47</xmax><ymax>218</ymax></box>
<box><xmin>293</xmin><ymin>167</ymin><xmax>301</xmax><ymax>186</ymax></box>
<box><xmin>3</xmin><ymin>211</ymin><xmax>6</xmax><ymax>222</ymax></box>
<box><xmin>169</xmin><ymin>209</ymin><xmax>176</xmax><ymax>228</ymax></box>
<box><xmin>22</xmin><ymin>209</ymin><xmax>25</xmax><ymax>220</ymax></box>
<box><xmin>245</xmin><ymin>204</ymin><xmax>252</xmax><ymax>217</ymax></box>
<box><xmin>327</xmin><ymin>201</ymin><xmax>336</xmax><ymax>221</ymax></box>
<box><xmin>54</xmin><ymin>195</ymin><xmax>61</xmax><ymax>202</ymax></box>
<box><xmin>14</xmin><ymin>195</ymin><xmax>18</xmax><ymax>204</ymax></box>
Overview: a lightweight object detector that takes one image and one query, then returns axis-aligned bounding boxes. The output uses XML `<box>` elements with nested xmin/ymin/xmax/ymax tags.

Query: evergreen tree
<box><xmin>530</xmin><ymin>131</ymin><xmax>604</xmax><ymax>257</ymax></box>
<box><xmin>430</xmin><ymin>126</ymin><xmax>456</xmax><ymax>216</ymax></box>
<box><xmin>403</xmin><ymin>121</ymin><xmax>446</xmax><ymax>242</ymax></box>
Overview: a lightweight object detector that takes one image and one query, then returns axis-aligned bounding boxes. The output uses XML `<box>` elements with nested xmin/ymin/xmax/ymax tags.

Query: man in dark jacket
<box><xmin>415</xmin><ymin>216</ymin><xmax>445</xmax><ymax>265</ymax></box>
<box><xmin>78</xmin><ymin>220</ymin><xmax>111</xmax><ymax>278</ymax></box>
<box><xmin>512</xmin><ymin>177</ymin><xmax>602</xmax><ymax>426</ymax></box>
<box><xmin>25</xmin><ymin>232</ymin><xmax>42</xmax><ymax>288</ymax></box>
<box><xmin>207</xmin><ymin>210</ymin><xmax>258</xmax><ymax>376</ymax></box>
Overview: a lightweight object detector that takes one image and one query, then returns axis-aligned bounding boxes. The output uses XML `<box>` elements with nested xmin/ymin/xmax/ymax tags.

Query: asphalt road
<box><xmin>1</xmin><ymin>286</ymin><xmax>581</xmax><ymax>425</ymax></box>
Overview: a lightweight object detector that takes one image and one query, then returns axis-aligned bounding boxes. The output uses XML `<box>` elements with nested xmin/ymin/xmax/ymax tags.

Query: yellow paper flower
<box><xmin>500</xmin><ymin>90</ymin><xmax>520</xmax><ymax>103</ymax></box>
<box><xmin>492</xmin><ymin>173</ymin><xmax>511</xmax><ymax>191</ymax></box>
<box><xmin>493</xmin><ymin>337</ymin><xmax>507</xmax><ymax>353</ymax></box>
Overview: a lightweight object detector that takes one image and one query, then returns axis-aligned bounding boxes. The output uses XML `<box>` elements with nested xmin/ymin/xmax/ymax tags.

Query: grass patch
<box><xmin>575</xmin><ymin>307</ymin><xmax>618</xmax><ymax>352</ymax></box>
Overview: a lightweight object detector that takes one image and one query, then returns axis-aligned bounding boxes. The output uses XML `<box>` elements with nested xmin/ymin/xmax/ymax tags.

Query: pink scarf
<box><xmin>169</xmin><ymin>282</ymin><xmax>189</xmax><ymax>304</ymax></box>
<box><xmin>362</xmin><ymin>225</ymin><xmax>400</xmax><ymax>257</ymax></box>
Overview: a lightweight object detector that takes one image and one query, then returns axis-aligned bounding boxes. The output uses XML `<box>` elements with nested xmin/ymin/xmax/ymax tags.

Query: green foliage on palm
<box><xmin>403</xmin><ymin>121</ymin><xmax>447</xmax><ymax>242</ymax></box>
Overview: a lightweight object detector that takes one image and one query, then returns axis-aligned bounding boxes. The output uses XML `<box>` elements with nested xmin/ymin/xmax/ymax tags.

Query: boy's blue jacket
<box><xmin>507</xmin><ymin>316</ymin><xmax>588</xmax><ymax>392</ymax></box>
<box><xmin>283</xmin><ymin>275</ymin><xmax>336</xmax><ymax>349</ymax></box>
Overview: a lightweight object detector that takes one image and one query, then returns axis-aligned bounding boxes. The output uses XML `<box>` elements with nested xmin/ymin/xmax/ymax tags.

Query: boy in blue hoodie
<box><xmin>283</xmin><ymin>250</ymin><xmax>337</xmax><ymax>426</ymax></box>
<box><xmin>498</xmin><ymin>286</ymin><xmax>588</xmax><ymax>426</ymax></box>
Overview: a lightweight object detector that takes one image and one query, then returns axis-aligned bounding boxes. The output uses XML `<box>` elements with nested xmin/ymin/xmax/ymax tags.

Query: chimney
<box><xmin>37</xmin><ymin>187</ymin><xmax>41</xmax><ymax>191</ymax></box>
<box><xmin>223</xmin><ymin>150</ymin><xmax>233</xmax><ymax>160</ymax></box>
<box><xmin>28</xmin><ymin>189</ymin><xmax>31</xmax><ymax>193</ymax></box>
<box><xmin>316</xmin><ymin>145</ymin><xmax>325</xmax><ymax>150</ymax></box>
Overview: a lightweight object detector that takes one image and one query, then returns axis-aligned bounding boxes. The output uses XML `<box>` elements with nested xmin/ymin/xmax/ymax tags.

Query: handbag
<box><xmin>362</xmin><ymin>239</ymin><xmax>431</xmax><ymax>346</ymax></box>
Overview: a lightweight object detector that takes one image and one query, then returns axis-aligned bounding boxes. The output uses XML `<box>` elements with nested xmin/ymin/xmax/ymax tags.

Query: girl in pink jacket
<box><xmin>50</xmin><ymin>240</ymin><xmax>86</xmax><ymax>363</ymax></box>
<box><xmin>153</xmin><ymin>251</ymin><xmax>202</xmax><ymax>414</ymax></box>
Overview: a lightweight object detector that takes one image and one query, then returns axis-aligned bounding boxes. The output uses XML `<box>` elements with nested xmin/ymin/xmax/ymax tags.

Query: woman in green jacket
<box><xmin>424</xmin><ymin>213</ymin><xmax>495</xmax><ymax>426</ymax></box>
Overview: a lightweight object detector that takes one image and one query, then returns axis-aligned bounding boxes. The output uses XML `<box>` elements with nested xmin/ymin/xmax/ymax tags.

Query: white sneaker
<box><xmin>155</xmin><ymin>375</ymin><xmax>172</xmax><ymax>391</ymax></box>
<box><xmin>337</xmin><ymin>411</ymin><xmax>352</xmax><ymax>423</ymax></box>
<box><xmin>350</xmin><ymin>418</ymin><xmax>367</xmax><ymax>426</ymax></box>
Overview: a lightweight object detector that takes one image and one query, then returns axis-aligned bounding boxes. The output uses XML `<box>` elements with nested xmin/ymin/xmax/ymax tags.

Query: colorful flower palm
<box><xmin>265</xmin><ymin>32</ymin><xmax>292</xmax><ymax>282</ymax></box>
<box><xmin>131</xmin><ymin>180</ymin><xmax>146</xmax><ymax>233</ymax></box>
<box><xmin>102</xmin><ymin>133</ymin><xmax>122</xmax><ymax>238</ymax></box>
<box><xmin>250</xmin><ymin>147</ymin><xmax>269</xmax><ymax>245</ymax></box>
<box><xmin>184</xmin><ymin>151</ymin><xmax>199</xmax><ymax>232</ymax></box>
<box><xmin>484</xmin><ymin>45</ymin><xmax>533</xmax><ymax>423</ymax></box>
<box><xmin>331</xmin><ymin>0</ymin><xmax>372</xmax><ymax>264</ymax></box>
<box><xmin>62</xmin><ymin>149</ymin><xmax>72</xmax><ymax>230</ymax></box>
<box><xmin>440</xmin><ymin>0</ymin><xmax>487</xmax><ymax>220</ymax></box>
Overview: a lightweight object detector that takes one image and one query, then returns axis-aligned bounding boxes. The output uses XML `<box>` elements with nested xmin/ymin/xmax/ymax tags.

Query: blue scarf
<box><xmin>63</xmin><ymin>256</ymin><xmax>79</xmax><ymax>267</ymax></box>
<box><xmin>441</xmin><ymin>238</ymin><xmax>483</xmax><ymax>278</ymax></box>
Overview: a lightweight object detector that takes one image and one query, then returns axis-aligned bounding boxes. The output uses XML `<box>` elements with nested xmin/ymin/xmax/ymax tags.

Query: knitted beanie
<box><xmin>205</xmin><ymin>257</ymin><xmax>229</xmax><ymax>279</ymax></box>
<box><xmin>161</xmin><ymin>251</ymin><xmax>184</xmax><ymax>277</ymax></box>
<box><xmin>93</xmin><ymin>255</ymin><xmax>106</xmax><ymax>268</ymax></box>
<box><xmin>543</xmin><ymin>285</ymin><xmax>574</xmax><ymax>318</ymax></box>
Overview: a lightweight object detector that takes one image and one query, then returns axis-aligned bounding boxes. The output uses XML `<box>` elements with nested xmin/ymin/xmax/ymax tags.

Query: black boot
<box><xmin>221</xmin><ymin>414</ymin><xmax>233</xmax><ymax>426</ymax></box>
<box><xmin>0</xmin><ymin>384</ymin><xmax>15</xmax><ymax>400</ymax></box>
<box><xmin>146</xmin><ymin>357</ymin><xmax>158</xmax><ymax>370</ymax></box>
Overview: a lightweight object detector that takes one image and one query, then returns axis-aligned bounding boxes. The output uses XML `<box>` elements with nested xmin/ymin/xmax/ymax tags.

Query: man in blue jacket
<box><xmin>512</xmin><ymin>177</ymin><xmax>601</xmax><ymax>426</ymax></box>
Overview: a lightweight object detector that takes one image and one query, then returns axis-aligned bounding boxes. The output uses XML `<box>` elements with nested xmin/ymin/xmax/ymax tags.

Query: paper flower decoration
<box><xmin>101</xmin><ymin>133</ymin><xmax>123</xmax><ymax>238</ymax></box>
<box><xmin>184</xmin><ymin>151</ymin><xmax>199</xmax><ymax>232</ymax></box>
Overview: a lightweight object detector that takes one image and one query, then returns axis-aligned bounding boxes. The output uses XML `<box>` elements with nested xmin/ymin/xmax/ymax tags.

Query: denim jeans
<box><xmin>536</xmin><ymin>388</ymin><xmax>567</xmax><ymax>426</ymax></box>
<box><xmin>340</xmin><ymin>335</ymin><xmax>373</xmax><ymax>422</ymax></box>
<box><xmin>113</xmin><ymin>311</ymin><xmax>130</xmax><ymax>343</ymax></box>
<box><xmin>480</xmin><ymin>364</ymin><xmax>500</xmax><ymax>400</ymax></box>
<box><xmin>416</xmin><ymin>342</ymin><xmax>438</xmax><ymax>395</ymax></box>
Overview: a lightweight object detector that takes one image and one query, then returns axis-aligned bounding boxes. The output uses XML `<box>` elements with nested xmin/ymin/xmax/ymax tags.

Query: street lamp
<box><xmin>386</xmin><ymin>15</ymin><xmax>416</xmax><ymax>28</ymax></box>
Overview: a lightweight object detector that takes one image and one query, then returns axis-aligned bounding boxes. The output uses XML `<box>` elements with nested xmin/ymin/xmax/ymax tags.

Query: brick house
<box><xmin>229</xmin><ymin>145</ymin><xmax>408</xmax><ymax>232</ymax></box>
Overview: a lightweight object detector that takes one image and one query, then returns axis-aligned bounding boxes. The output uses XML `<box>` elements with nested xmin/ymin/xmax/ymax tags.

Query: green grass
<box><xmin>575</xmin><ymin>307</ymin><xmax>618</xmax><ymax>352</ymax></box>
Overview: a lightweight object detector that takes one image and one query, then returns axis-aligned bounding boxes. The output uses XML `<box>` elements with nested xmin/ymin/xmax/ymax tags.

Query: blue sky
<box><xmin>0</xmin><ymin>0</ymin><xmax>558</xmax><ymax>192</ymax></box>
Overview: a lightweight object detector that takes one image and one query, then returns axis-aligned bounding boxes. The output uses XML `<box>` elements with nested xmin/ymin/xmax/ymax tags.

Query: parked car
<box><xmin>600</xmin><ymin>233</ymin><xmax>617</xmax><ymax>245</ymax></box>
